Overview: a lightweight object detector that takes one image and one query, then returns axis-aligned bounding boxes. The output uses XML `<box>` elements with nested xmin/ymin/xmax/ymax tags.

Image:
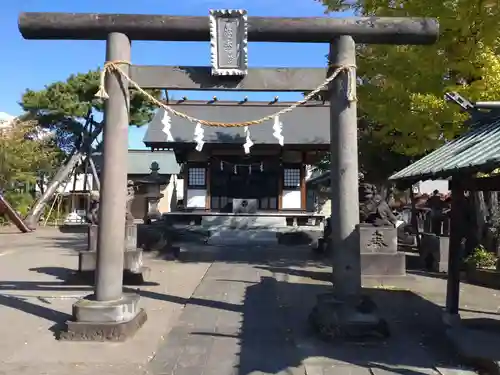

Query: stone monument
<box><xmin>358</xmin><ymin>183</ymin><xmax>405</xmax><ymax>277</ymax></box>
<box><xmin>79</xmin><ymin>180</ymin><xmax>149</xmax><ymax>284</ymax></box>
<box><xmin>309</xmin><ymin>183</ymin><xmax>405</xmax><ymax>341</ymax></box>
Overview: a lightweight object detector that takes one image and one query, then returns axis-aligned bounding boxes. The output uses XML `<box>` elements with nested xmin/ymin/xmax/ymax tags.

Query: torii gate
<box><xmin>18</xmin><ymin>12</ymin><xmax>438</xmax><ymax>341</ymax></box>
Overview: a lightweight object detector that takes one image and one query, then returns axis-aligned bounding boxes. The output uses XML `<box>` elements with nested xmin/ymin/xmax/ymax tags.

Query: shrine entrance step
<box><xmin>206</xmin><ymin>229</ymin><xmax>279</xmax><ymax>246</ymax></box>
<box><xmin>201</xmin><ymin>215</ymin><xmax>287</xmax><ymax>229</ymax></box>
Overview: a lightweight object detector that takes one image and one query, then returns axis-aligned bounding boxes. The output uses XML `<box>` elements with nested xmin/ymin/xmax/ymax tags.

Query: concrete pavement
<box><xmin>0</xmin><ymin>227</ymin><xmax>497</xmax><ymax>375</ymax></box>
<box><xmin>0</xmin><ymin>228</ymin><xmax>210</xmax><ymax>375</ymax></box>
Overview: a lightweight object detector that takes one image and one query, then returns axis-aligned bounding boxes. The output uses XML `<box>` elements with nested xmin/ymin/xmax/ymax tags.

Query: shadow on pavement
<box><xmin>176</xmin><ymin>244</ymin><xmax>330</xmax><ymax>268</ymax></box>
<box><xmin>147</xmin><ymin>275</ymin><xmax>465</xmax><ymax>375</ymax></box>
<box><xmin>0</xmin><ymin>237</ymin><xmax>491</xmax><ymax>373</ymax></box>
<box><xmin>0</xmin><ymin>293</ymin><xmax>72</xmax><ymax>330</ymax></box>
<box><xmin>247</xmin><ymin>279</ymin><xmax>462</xmax><ymax>374</ymax></box>
<box><xmin>143</xmin><ymin>243</ymin><xmax>471</xmax><ymax>375</ymax></box>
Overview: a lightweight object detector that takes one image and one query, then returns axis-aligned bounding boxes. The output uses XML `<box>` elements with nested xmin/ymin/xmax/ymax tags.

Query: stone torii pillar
<box><xmin>18</xmin><ymin>12</ymin><xmax>438</xmax><ymax>341</ymax></box>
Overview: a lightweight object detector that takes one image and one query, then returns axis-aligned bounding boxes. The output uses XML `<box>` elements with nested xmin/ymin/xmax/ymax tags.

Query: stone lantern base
<box><xmin>78</xmin><ymin>224</ymin><xmax>150</xmax><ymax>284</ymax></box>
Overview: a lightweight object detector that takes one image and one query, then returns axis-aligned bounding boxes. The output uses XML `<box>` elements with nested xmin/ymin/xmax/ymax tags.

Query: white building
<box><xmin>0</xmin><ymin>112</ymin><xmax>15</xmax><ymax>129</ymax></box>
<box><xmin>412</xmin><ymin>179</ymin><xmax>450</xmax><ymax>195</ymax></box>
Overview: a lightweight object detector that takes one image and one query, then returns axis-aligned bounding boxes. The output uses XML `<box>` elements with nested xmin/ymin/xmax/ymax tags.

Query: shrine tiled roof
<box><xmin>142</xmin><ymin>102</ymin><xmax>330</xmax><ymax>148</ymax></box>
<box><xmin>389</xmin><ymin>116</ymin><xmax>500</xmax><ymax>183</ymax></box>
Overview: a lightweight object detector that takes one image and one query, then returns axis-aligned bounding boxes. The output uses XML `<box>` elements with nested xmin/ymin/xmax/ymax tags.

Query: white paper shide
<box><xmin>272</xmin><ymin>115</ymin><xmax>284</xmax><ymax>146</ymax></box>
<box><xmin>243</xmin><ymin>126</ymin><xmax>253</xmax><ymax>154</ymax></box>
<box><xmin>193</xmin><ymin>122</ymin><xmax>205</xmax><ymax>151</ymax></box>
<box><xmin>151</xmin><ymin>108</ymin><xmax>174</xmax><ymax>142</ymax></box>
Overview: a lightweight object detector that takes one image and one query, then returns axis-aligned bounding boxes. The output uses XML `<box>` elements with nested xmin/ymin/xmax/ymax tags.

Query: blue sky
<box><xmin>1</xmin><ymin>0</ymin><xmax>347</xmax><ymax>149</ymax></box>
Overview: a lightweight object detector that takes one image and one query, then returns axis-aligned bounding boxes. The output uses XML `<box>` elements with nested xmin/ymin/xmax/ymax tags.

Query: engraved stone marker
<box><xmin>209</xmin><ymin>9</ymin><xmax>248</xmax><ymax>76</ymax></box>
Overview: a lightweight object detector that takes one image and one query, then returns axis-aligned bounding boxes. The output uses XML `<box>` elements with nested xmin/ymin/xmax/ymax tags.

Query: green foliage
<box><xmin>41</xmin><ymin>197</ymin><xmax>69</xmax><ymax>225</ymax></box>
<box><xmin>3</xmin><ymin>191</ymin><xmax>34</xmax><ymax>216</ymax></box>
<box><xmin>0</xmin><ymin>121</ymin><xmax>61</xmax><ymax>191</ymax></box>
<box><xmin>20</xmin><ymin>70</ymin><xmax>161</xmax><ymax>152</ymax></box>
<box><xmin>465</xmin><ymin>245</ymin><xmax>498</xmax><ymax>269</ymax></box>
<box><xmin>314</xmin><ymin>116</ymin><xmax>415</xmax><ymax>183</ymax></box>
<box><xmin>0</xmin><ymin>191</ymin><xmax>34</xmax><ymax>226</ymax></box>
<box><xmin>318</xmin><ymin>0</ymin><xmax>500</xmax><ymax>155</ymax></box>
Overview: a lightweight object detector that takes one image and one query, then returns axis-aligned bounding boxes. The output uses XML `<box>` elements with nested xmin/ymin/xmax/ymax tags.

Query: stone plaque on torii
<box><xmin>18</xmin><ymin>11</ymin><xmax>438</xmax><ymax>341</ymax></box>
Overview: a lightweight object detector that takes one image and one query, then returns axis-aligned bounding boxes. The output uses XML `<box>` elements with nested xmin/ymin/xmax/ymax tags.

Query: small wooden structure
<box><xmin>389</xmin><ymin>110</ymin><xmax>500</xmax><ymax>320</ymax></box>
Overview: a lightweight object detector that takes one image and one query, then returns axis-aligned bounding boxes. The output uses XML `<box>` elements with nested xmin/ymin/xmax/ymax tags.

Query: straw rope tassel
<box><xmin>346</xmin><ymin>66</ymin><xmax>357</xmax><ymax>102</ymax></box>
<box><xmin>95</xmin><ymin>68</ymin><xmax>109</xmax><ymax>99</ymax></box>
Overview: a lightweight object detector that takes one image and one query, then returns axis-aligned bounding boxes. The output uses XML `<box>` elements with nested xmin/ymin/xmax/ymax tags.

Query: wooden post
<box><xmin>329</xmin><ymin>36</ymin><xmax>361</xmax><ymax>299</ymax></box>
<box><xmin>206</xmin><ymin>160</ymin><xmax>211</xmax><ymax>210</ymax></box>
<box><xmin>300</xmin><ymin>166</ymin><xmax>306</xmax><ymax>211</ymax></box>
<box><xmin>278</xmin><ymin>153</ymin><xmax>283</xmax><ymax>211</ymax></box>
<box><xmin>445</xmin><ymin>186</ymin><xmax>465</xmax><ymax>318</ymax></box>
<box><xmin>409</xmin><ymin>187</ymin><xmax>422</xmax><ymax>254</ymax></box>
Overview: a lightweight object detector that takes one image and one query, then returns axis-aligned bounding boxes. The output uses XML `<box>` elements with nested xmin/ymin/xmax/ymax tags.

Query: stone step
<box><xmin>201</xmin><ymin>215</ymin><xmax>287</xmax><ymax>229</ymax></box>
<box><xmin>206</xmin><ymin>229</ymin><xmax>278</xmax><ymax>246</ymax></box>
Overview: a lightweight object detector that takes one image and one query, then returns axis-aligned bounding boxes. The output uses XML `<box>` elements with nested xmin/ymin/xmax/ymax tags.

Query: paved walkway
<box><xmin>0</xmin><ymin>228</ymin><xmax>210</xmax><ymax>375</ymax></box>
<box><xmin>1</xmin><ymin>228</ymin><xmax>498</xmax><ymax>375</ymax></box>
<box><xmin>148</xmin><ymin>245</ymin><xmax>489</xmax><ymax>375</ymax></box>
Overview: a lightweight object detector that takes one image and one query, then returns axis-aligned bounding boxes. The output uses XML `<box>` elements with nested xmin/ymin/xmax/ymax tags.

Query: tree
<box><xmin>0</xmin><ymin>119</ymin><xmax>60</xmax><ymax>192</ymax></box>
<box><xmin>314</xmin><ymin>115</ymin><xmax>414</xmax><ymax>185</ymax></box>
<box><xmin>19</xmin><ymin>69</ymin><xmax>161</xmax><ymax>227</ymax></box>
<box><xmin>21</xmin><ymin>70</ymin><xmax>160</xmax><ymax>153</ymax></box>
<box><xmin>318</xmin><ymin>0</ymin><xmax>500</xmax><ymax>155</ymax></box>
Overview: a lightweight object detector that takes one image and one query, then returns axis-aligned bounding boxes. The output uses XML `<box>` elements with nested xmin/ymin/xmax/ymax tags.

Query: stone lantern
<box><xmin>135</xmin><ymin>161</ymin><xmax>169</xmax><ymax>224</ymax></box>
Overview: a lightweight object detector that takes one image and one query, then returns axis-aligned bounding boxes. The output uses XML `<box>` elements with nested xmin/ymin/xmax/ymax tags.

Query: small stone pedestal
<box><xmin>60</xmin><ymin>293</ymin><xmax>147</xmax><ymax>341</ymax></box>
<box><xmin>359</xmin><ymin>224</ymin><xmax>406</xmax><ymax>277</ymax></box>
<box><xmin>309</xmin><ymin>293</ymin><xmax>389</xmax><ymax>341</ymax></box>
<box><xmin>79</xmin><ymin>224</ymin><xmax>150</xmax><ymax>284</ymax></box>
<box><xmin>420</xmin><ymin>233</ymin><xmax>449</xmax><ymax>272</ymax></box>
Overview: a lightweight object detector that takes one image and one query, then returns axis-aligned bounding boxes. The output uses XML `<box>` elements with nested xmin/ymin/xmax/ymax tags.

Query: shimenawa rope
<box><xmin>95</xmin><ymin>60</ymin><xmax>357</xmax><ymax>128</ymax></box>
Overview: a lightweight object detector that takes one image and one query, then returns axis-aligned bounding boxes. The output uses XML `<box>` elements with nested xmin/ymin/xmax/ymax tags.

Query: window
<box><xmin>188</xmin><ymin>167</ymin><xmax>206</xmax><ymax>187</ymax></box>
<box><xmin>283</xmin><ymin>168</ymin><xmax>301</xmax><ymax>189</ymax></box>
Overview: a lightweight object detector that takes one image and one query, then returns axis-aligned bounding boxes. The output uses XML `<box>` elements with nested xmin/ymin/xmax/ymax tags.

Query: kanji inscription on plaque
<box><xmin>209</xmin><ymin>9</ymin><xmax>248</xmax><ymax>76</ymax></box>
<box><xmin>366</xmin><ymin>230</ymin><xmax>388</xmax><ymax>251</ymax></box>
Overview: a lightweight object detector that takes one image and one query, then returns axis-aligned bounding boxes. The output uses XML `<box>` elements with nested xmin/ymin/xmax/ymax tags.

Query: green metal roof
<box><xmin>389</xmin><ymin>118</ymin><xmax>500</xmax><ymax>182</ymax></box>
<box><xmin>92</xmin><ymin>150</ymin><xmax>180</xmax><ymax>175</ymax></box>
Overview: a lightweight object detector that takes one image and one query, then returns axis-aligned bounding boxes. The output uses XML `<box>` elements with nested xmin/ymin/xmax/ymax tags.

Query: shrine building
<box><xmin>143</xmin><ymin>100</ymin><xmax>330</xmax><ymax>227</ymax></box>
